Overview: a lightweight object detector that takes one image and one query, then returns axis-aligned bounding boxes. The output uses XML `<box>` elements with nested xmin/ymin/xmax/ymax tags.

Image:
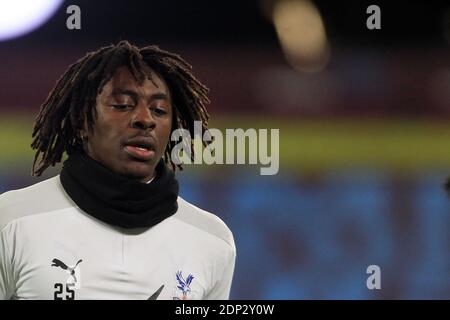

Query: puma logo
<box><xmin>51</xmin><ymin>258</ymin><xmax>83</xmax><ymax>283</ymax></box>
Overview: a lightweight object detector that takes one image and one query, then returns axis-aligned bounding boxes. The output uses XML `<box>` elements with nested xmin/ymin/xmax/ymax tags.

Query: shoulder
<box><xmin>0</xmin><ymin>175</ymin><xmax>75</xmax><ymax>230</ymax></box>
<box><xmin>173</xmin><ymin>197</ymin><xmax>235</xmax><ymax>251</ymax></box>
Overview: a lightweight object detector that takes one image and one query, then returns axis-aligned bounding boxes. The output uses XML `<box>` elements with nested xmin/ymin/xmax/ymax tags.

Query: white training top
<box><xmin>0</xmin><ymin>176</ymin><xmax>236</xmax><ymax>300</ymax></box>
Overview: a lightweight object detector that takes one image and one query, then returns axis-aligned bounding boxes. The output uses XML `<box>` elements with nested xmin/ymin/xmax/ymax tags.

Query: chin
<box><xmin>121</xmin><ymin>162</ymin><xmax>154</xmax><ymax>180</ymax></box>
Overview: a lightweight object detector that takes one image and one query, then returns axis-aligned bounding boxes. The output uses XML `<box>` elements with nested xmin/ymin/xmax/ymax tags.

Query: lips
<box><xmin>124</xmin><ymin>136</ymin><xmax>156</xmax><ymax>161</ymax></box>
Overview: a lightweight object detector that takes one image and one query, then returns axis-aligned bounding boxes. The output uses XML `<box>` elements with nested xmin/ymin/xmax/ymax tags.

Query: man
<box><xmin>0</xmin><ymin>41</ymin><xmax>236</xmax><ymax>300</ymax></box>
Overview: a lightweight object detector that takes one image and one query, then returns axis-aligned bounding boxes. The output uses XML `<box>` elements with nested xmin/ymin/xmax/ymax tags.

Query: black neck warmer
<box><xmin>60</xmin><ymin>153</ymin><xmax>179</xmax><ymax>229</ymax></box>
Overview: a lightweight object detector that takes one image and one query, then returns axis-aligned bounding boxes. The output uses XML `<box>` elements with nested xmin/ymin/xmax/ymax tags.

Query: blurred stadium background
<box><xmin>0</xmin><ymin>0</ymin><xmax>449</xmax><ymax>299</ymax></box>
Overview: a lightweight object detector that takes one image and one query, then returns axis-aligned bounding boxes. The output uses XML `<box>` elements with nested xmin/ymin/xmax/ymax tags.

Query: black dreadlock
<box><xmin>31</xmin><ymin>40</ymin><xmax>210</xmax><ymax>176</ymax></box>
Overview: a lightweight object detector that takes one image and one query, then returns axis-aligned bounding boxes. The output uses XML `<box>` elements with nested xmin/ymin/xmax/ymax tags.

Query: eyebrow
<box><xmin>111</xmin><ymin>89</ymin><xmax>169</xmax><ymax>102</ymax></box>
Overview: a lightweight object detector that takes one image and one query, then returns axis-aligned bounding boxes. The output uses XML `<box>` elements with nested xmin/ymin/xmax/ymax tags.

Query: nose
<box><xmin>130</xmin><ymin>104</ymin><xmax>155</xmax><ymax>130</ymax></box>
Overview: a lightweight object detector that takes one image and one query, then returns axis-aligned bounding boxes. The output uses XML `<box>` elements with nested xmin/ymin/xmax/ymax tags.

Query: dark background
<box><xmin>0</xmin><ymin>0</ymin><xmax>449</xmax><ymax>299</ymax></box>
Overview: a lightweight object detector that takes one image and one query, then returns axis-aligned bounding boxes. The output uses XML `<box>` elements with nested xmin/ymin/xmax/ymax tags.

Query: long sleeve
<box><xmin>0</xmin><ymin>227</ymin><xmax>14</xmax><ymax>300</ymax></box>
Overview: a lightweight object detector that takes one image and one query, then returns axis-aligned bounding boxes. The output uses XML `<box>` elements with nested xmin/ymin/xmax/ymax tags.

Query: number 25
<box><xmin>54</xmin><ymin>283</ymin><xmax>75</xmax><ymax>300</ymax></box>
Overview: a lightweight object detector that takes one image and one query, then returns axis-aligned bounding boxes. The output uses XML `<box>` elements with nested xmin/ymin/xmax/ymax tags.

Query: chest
<box><xmin>11</xmin><ymin>225</ymin><xmax>211</xmax><ymax>300</ymax></box>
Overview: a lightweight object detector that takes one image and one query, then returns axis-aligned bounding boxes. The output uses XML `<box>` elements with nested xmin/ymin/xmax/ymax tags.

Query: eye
<box><xmin>152</xmin><ymin>107</ymin><xmax>168</xmax><ymax>116</ymax></box>
<box><xmin>111</xmin><ymin>104</ymin><xmax>131</xmax><ymax>110</ymax></box>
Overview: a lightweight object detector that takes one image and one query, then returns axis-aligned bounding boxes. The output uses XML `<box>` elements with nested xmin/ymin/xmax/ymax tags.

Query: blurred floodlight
<box><xmin>0</xmin><ymin>0</ymin><xmax>63</xmax><ymax>41</ymax></box>
<box><xmin>272</xmin><ymin>0</ymin><xmax>329</xmax><ymax>73</ymax></box>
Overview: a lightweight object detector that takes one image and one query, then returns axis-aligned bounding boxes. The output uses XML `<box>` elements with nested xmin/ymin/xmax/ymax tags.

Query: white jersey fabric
<box><xmin>0</xmin><ymin>176</ymin><xmax>236</xmax><ymax>300</ymax></box>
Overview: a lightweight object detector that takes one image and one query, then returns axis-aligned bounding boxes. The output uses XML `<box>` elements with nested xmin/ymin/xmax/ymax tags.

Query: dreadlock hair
<box><xmin>31</xmin><ymin>40</ymin><xmax>210</xmax><ymax>176</ymax></box>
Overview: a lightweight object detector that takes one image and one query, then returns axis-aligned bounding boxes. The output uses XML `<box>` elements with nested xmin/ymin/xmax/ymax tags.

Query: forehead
<box><xmin>101</xmin><ymin>66</ymin><xmax>170</xmax><ymax>97</ymax></box>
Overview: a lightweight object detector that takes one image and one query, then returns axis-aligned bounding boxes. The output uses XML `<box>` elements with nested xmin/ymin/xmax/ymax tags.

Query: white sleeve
<box><xmin>205</xmin><ymin>245</ymin><xmax>236</xmax><ymax>300</ymax></box>
<box><xmin>0</xmin><ymin>227</ymin><xmax>15</xmax><ymax>300</ymax></box>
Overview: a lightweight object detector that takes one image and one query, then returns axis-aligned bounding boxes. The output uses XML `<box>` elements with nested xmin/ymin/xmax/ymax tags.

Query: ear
<box><xmin>81</xmin><ymin>116</ymin><xmax>90</xmax><ymax>135</ymax></box>
<box><xmin>77</xmin><ymin>116</ymin><xmax>89</xmax><ymax>142</ymax></box>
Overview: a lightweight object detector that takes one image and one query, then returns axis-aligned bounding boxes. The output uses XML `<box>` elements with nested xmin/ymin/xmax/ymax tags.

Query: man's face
<box><xmin>82</xmin><ymin>66</ymin><xmax>173</xmax><ymax>182</ymax></box>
